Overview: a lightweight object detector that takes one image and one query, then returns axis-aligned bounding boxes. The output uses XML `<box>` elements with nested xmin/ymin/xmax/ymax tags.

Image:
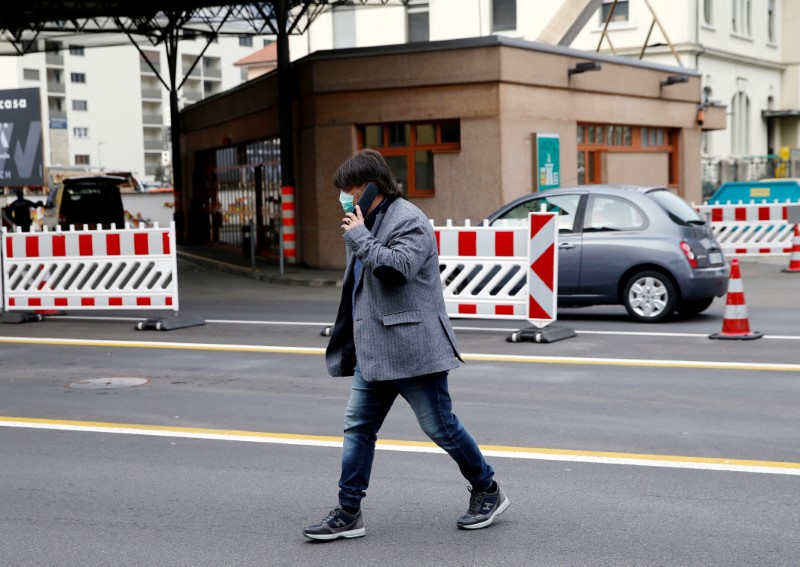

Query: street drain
<box><xmin>67</xmin><ymin>377</ymin><xmax>150</xmax><ymax>389</ymax></box>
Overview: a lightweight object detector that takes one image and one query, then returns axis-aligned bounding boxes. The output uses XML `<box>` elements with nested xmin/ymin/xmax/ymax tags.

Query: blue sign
<box><xmin>50</xmin><ymin>117</ymin><xmax>67</xmax><ymax>129</ymax></box>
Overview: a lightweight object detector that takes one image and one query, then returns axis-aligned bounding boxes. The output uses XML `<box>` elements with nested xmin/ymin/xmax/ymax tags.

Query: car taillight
<box><xmin>680</xmin><ymin>241</ymin><xmax>698</xmax><ymax>268</ymax></box>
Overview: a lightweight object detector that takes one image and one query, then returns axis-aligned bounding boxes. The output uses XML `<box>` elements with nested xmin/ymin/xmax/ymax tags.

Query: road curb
<box><xmin>176</xmin><ymin>251</ymin><xmax>343</xmax><ymax>288</ymax></box>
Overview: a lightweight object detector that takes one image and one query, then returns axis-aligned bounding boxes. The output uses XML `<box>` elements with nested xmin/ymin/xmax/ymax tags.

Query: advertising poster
<box><xmin>0</xmin><ymin>87</ymin><xmax>44</xmax><ymax>187</ymax></box>
<box><xmin>533</xmin><ymin>133</ymin><xmax>560</xmax><ymax>191</ymax></box>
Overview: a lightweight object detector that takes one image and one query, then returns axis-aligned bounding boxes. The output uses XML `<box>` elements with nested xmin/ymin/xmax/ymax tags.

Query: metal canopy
<box><xmin>0</xmin><ymin>0</ymin><xmax>409</xmax><ymax>246</ymax></box>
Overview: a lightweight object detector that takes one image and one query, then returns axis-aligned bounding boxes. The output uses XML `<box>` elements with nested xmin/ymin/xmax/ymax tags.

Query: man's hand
<box><xmin>342</xmin><ymin>205</ymin><xmax>365</xmax><ymax>232</ymax></box>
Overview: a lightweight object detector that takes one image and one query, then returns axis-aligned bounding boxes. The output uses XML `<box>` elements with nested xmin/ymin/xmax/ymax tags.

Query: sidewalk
<box><xmin>177</xmin><ymin>245</ymin><xmax>344</xmax><ymax>287</ymax></box>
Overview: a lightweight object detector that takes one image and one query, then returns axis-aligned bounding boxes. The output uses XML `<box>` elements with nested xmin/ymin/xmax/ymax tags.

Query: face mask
<box><xmin>339</xmin><ymin>191</ymin><xmax>355</xmax><ymax>213</ymax></box>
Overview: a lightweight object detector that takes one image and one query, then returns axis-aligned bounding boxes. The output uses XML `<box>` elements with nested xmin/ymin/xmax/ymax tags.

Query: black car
<box><xmin>44</xmin><ymin>176</ymin><xmax>126</xmax><ymax>230</ymax></box>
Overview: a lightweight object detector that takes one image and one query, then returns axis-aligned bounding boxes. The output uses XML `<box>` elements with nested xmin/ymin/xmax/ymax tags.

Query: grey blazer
<box><xmin>326</xmin><ymin>198</ymin><xmax>463</xmax><ymax>381</ymax></box>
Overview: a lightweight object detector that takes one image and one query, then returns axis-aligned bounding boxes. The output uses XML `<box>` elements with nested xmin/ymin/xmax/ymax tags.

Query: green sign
<box><xmin>534</xmin><ymin>133</ymin><xmax>560</xmax><ymax>191</ymax></box>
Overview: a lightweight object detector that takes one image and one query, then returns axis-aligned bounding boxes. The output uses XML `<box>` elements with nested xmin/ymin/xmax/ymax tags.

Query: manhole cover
<box><xmin>67</xmin><ymin>377</ymin><xmax>150</xmax><ymax>389</ymax></box>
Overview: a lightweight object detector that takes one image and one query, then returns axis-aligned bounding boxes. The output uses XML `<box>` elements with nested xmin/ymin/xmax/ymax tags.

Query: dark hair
<box><xmin>333</xmin><ymin>149</ymin><xmax>402</xmax><ymax>197</ymax></box>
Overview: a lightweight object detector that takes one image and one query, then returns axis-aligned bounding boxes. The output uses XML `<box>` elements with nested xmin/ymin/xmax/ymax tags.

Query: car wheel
<box><xmin>622</xmin><ymin>270</ymin><xmax>677</xmax><ymax>323</ymax></box>
<box><xmin>677</xmin><ymin>297</ymin><xmax>714</xmax><ymax>317</ymax></box>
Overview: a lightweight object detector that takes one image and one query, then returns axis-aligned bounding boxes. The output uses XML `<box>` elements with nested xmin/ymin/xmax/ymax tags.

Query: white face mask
<box><xmin>339</xmin><ymin>191</ymin><xmax>355</xmax><ymax>213</ymax></box>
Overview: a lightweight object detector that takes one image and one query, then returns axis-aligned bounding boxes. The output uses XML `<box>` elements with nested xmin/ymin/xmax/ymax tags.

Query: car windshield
<box><xmin>646</xmin><ymin>189</ymin><xmax>705</xmax><ymax>226</ymax></box>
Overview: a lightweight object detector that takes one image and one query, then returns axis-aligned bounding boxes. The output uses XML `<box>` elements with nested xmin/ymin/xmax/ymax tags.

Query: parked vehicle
<box><xmin>486</xmin><ymin>185</ymin><xmax>730</xmax><ymax>322</ymax></box>
<box><xmin>43</xmin><ymin>176</ymin><xmax>126</xmax><ymax>230</ymax></box>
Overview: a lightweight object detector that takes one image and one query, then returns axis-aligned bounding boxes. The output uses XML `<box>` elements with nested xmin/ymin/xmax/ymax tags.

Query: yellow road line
<box><xmin>2</xmin><ymin>335</ymin><xmax>800</xmax><ymax>372</ymax></box>
<box><xmin>2</xmin><ymin>416</ymin><xmax>798</xmax><ymax>476</ymax></box>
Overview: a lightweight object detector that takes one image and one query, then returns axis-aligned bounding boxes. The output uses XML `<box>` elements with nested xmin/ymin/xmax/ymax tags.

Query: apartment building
<box><xmin>0</xmin><ymin>34</ymin><xmax>268</xmax><ymax>185</ymax></box>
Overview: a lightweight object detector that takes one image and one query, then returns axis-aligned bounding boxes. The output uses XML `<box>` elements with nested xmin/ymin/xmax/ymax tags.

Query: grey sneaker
<box><xmin>457</xmin><ymin>483</ymin><xmax>510</xmax><ymax>530</ymax></box>
<box><xmin>303</xmin><ymin>507</ymin><xmax>366</xmax><ymax>541</ymax></box>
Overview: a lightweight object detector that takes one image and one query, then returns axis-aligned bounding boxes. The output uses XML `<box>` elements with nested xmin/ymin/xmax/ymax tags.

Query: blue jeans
<box><xmin>338</xmin><ymin>365</ymin><xmax>494</xmax><ymax>508</ymax></box>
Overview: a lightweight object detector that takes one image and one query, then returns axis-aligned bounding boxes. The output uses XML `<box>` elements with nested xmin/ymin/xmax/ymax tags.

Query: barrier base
<box><xmin>709</xmin><ymin>330</ymin><xmax>763</xmax><ymax>340</ymax></box>
<box><xmin>1</xmin><ymin>311</ymin><xmax>45</xmax><ymax>324</ymax></box>
<box><xmin>135</xmin><ymin>315</ymin><xmax>206</xmax><ymax>331</ymax></box>
<box><xmin>781</xmin><ymin>268</ymin><xmax>800</xmax><ymax>274</ymax></box>
<box><xmin>507</xmin><ymin>324</ymin><xmax>577</xmax><ymax>344</ymax></box>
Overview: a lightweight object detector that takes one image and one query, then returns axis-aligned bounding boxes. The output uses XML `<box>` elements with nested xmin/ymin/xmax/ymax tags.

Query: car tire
<box><xmin>622</xmin><ymin>270</ymin><xmax>677</xmax><ymax>323</ymax></box>
<box><xmin>677</xmin><ymin>297</ymin><xmax>714</xmax><ymax>317</ymax></box>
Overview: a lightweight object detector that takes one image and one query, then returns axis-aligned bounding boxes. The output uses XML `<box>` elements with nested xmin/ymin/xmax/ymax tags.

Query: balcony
<box><xmin>183</xmin><ymin>90</ymin><xmax>202</xmax><ymax>102</ymax></box>
<box><xmin>45</xmin><ymin>52</ymin><xmax>64</xmax><ymax>66</ymax></box>
<box><xmin>143</xmin><ymin>140</ymin><xmax>164</xmax><ymax>151</ymax></box>
<box><xmin>141</xmin><ymin>88</ymin><xmax>162</xmax><ymax>100</ymax></box>
<box><xmin>47</xmin><ymin>81</ymin><xmax>65</xmax><ymax>94</ymax></box>
<box><xmin>203</xmin><ymin>67</ymin><xmax>221</xmax><ymax>79</ymax></box>
<box><xmin>140</xmin><ymin>60</ymin><xmax>160</xmax><ymax>74</ymax></box>
<box><xmin>142</xmin><ymin>114</ymin><xmax>163</xmax><ymax>126</ymax></box>
<box><xmin>182</xmin><ymin>64</ymin><xmax>201</xmax><ymax>77</ymax></box>
<box><xmin>145</xmin><ymin>163</ymin><xmax>160</xmax><ymax>176</ymax></box>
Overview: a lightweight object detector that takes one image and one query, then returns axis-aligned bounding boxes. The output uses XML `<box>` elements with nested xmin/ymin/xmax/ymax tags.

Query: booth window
<box><xmin>358</xmin><ymin>120</ymin><xmax>460</xmax><ymax>197</ymax></box>
<box><xmin>577</xmin><ymin>122</ymin><xmax>679</xmax><ymax>188</ymax></box>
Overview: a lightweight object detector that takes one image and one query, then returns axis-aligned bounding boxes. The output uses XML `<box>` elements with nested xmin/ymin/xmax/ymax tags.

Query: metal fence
<box><xmin>198</xmin><ymin>138</ymin><xmax>282</xmax><ymax>257</ymax></box>
<box><xmin>701</xmin><ymin>150</ymin><xmax>800</xmax><ymax>200</ymax></box>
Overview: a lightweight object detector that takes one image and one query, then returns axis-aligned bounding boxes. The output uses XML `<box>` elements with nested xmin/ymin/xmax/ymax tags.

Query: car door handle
<box><xmin>558</xmin><ymin>242</ymin><xmax>577</xmax><ymax>250</ymax></box>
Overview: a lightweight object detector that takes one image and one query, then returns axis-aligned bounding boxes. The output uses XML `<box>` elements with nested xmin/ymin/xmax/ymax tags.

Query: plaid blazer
<box><xmin>325</xmin><ymin>198</ymin><xmax>463</xmax><ymax>381</ymax></box>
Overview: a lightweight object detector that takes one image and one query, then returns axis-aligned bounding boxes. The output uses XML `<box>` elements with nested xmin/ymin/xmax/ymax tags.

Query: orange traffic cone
<box><xmin>782</xmin><ymin>224</ymin><xmax>800</xmax><ymax>274</ymax></box>
<box><xmin>709</xmin><ymin>258</ymin><xmax>762</xmax><ymax>340</ymax></box>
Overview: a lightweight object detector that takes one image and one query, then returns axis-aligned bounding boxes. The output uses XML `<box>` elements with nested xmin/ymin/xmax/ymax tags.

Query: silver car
<box><xmin>486</xmin><ymin>185</ymin><xmax>730</xmax><ymax>322</ymax></box>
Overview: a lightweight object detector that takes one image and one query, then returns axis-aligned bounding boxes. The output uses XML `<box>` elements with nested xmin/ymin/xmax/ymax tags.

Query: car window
<box><xmin>492</xmin><ymin>194</ymin><xmax>581</xmax><ymax>232</ymax></box>
<box><xmin>646</xmin><ymin>188</ymin><xmax>705</xmax><ymax>226</ymax></box>
<box><xmin>584</xmin><ymin>196</ymin><xmax>645</xmax><ymax>231</ymax></box>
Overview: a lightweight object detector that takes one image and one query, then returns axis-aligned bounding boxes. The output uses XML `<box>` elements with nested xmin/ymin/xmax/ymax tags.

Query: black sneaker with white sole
<box><xmin>303</xmin><ymin>507</ymin><xmax>365</xmax><ymax>541</ymax></box>
<box><xmin>456</xmin><ymin>483</ymin><xmax>510</xmax><ymax>530</ymax></box>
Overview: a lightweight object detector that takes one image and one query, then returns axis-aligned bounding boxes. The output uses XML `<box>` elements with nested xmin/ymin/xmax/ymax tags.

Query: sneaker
<box><xmin>303</xmin><ymin>507</ymin><xmax>366</xmax><ymax>541</ymax></box>
<box><xmin>456</xmin><ymin>483</ymin><xmax>510</xmax><ymax>530</ymax></box>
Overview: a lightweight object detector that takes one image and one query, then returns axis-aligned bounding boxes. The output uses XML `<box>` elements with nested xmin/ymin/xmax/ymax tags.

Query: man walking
<box><xmin>303</xmin><ymin>149</ymin><xmax>509</xmax><ymax>541</ymax></box>
<box><xmin>6</xmin><ymin>189</ymin><xmax>39</xmax><ymax>232</ymax></box>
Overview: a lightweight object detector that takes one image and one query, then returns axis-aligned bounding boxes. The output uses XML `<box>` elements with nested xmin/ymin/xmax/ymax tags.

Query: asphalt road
<box><xmin>1</xmin><ymin>257</ymin><xmax>799</xmax><ymax>566</ymax></box>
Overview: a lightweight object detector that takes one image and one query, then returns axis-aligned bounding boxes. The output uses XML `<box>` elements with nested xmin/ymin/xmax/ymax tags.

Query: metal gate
<box><xmin>199</xmin><ymin>138</ymin><xmax>282</xmax><ymax>257</ymax></box>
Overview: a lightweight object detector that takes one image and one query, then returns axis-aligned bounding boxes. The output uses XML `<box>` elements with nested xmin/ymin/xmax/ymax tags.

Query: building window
<box><xmin>731</xmin><ymin>91</ymin><xmax>750</xmax><ymax>154</ymax></box>
<box><xmin>69</xmin><ymin>45</ymin><xmax>85</xmax><ymax>56</ymax></box>
<box><xmin>238</xmin><ymin>36</ymin><xmax>253</xmax><ymax>47</ymax></box>
<box><xmin>23</xmin><ymin>68</ymin><xmax>39</xmax><ymax>81</ymax></box>
<box><xmin>732</xmin><ymin>0</ymin><xmax>751</xmax><ymax>35</ymax></box>
<box><xmin>358</xmin><ymin>120</ymin><xmax>461</xmax><ymax>197</ymax></box>
<box><xmin>72</xmin><ymin>99</ymin><xmax>88</xmax><ymax>111</ymax></box>
<box><xmin>75</xmin><ymin>154</ymin><xmax>90</xmax><ymax>165</ymax></box>
<box><xmin>333</xmin><ymin>4</ymin><xmax>357</xmax><ymax>49</ymax></box>
<box><xmin>600</xmin><ymin>0</ymin><xmax>629</xmax><ymax>24</ymax></box>
<box><xmin>767</xmin><ymin>0</ymin><xmax>775</xmax><ymax>42</ymax></box>
<box><xmin>492</xmin><ymin>0</ymin><xmax>517</xmax><ymax>32</ymax></box>
<box><xmin>73</xmin><ymin>127</ymin><xmax>89</xmax><ymax>138</ymax></box>
<box><xmin>70</xmin><ymin>72</ymin><xmax>86</xmax><ymax>83</ymax></box>
<box><xmin>407</xmin><ymin>1</ymin><xmax>429</xmax><ymax>43</ymax></box>
<box><xmin>703</xmin><ymin>0</ymin><xmax>713</xmax><ymax>25</ymax></box>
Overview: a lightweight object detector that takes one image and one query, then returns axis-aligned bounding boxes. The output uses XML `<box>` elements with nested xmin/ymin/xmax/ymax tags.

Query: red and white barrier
<box><xmin>433</xmin><ymin>213</ymin><xmax>558</xmax><ymax>327</ymax></box>
<box><xmin>1</xmin><ymin>223</ymin><xmax>178</xmax><ymax>312</ymax></box>
<box><xmin>694</xmin><ymin>202</ymin><xmax>795</xmax><ymax>257</ymax></box>
<box><xmin>695</xmin><ymin>203</ymin><xmax>790</xmax><ymax>223</ymax></box>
